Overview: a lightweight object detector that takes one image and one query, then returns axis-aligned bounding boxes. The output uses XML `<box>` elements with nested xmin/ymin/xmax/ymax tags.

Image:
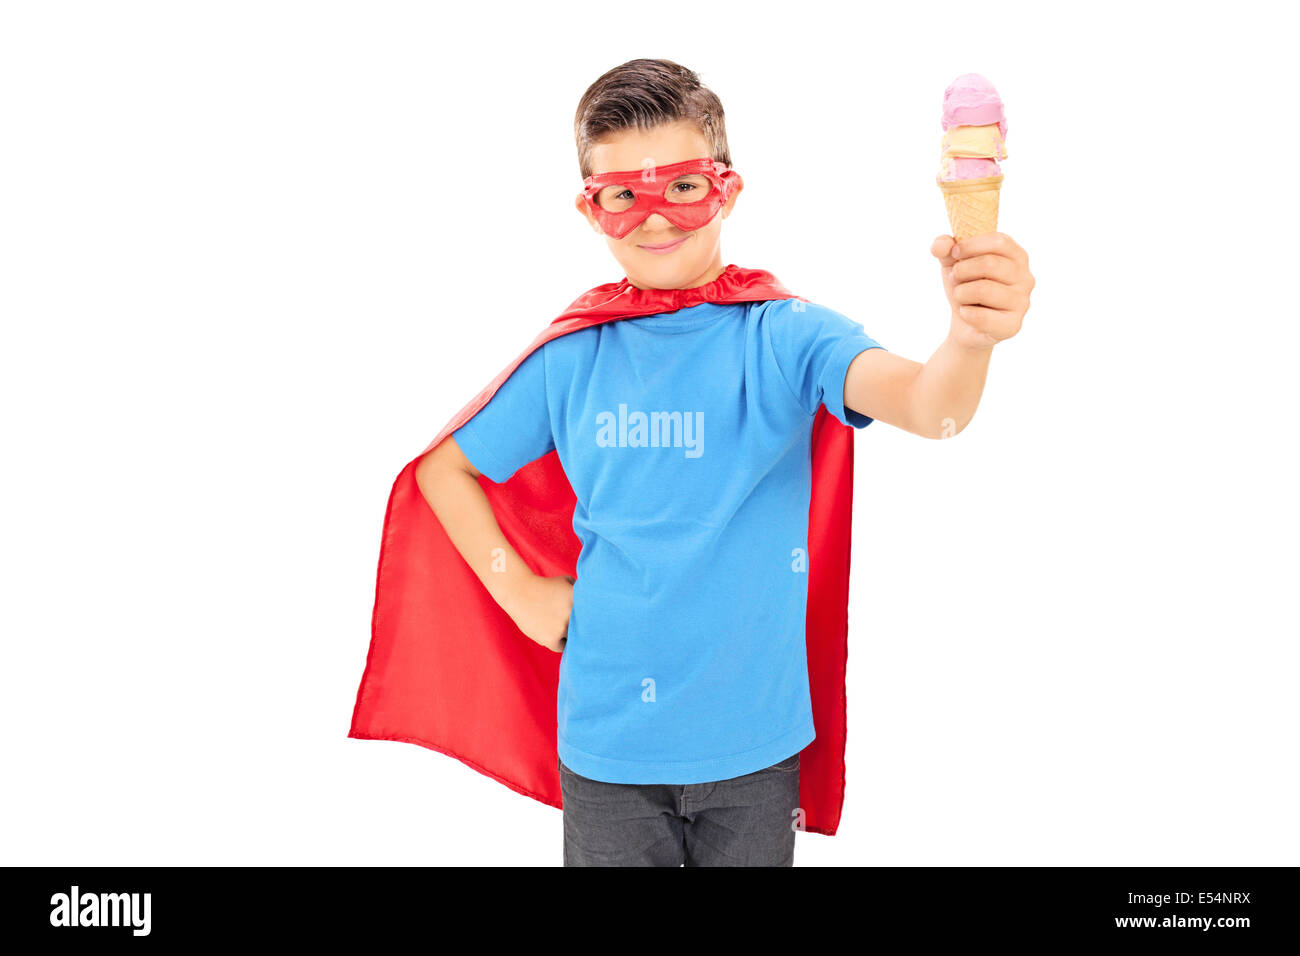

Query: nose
<box><xmin>634</xmin><ymin>213</ymin><xmax>689</xmax><ymax>243</ymax></box>
<box><xmin>639</xmin><ymin>210</ymin><xmax>675</xmax><ymax>232</ymax></box>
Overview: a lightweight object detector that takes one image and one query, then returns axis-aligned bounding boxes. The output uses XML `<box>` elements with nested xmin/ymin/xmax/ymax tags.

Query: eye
<box><xmin>665</xmin><ymin>174</ymin><xmax>712</xmax><ymax>203</ymax></box>
<box><xmin>595</xmin><ymin>184</ymin><xmax>637</xmax><ymax>212</ymax></box>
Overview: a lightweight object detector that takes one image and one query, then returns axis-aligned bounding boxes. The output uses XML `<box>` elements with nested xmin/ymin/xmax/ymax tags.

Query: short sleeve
<box><xmin>765</xmin><ymin>299</ymin><xmax>887</xmax><ymax>428</ymax></box>
<box><xmin>451</xmin><ymin>346</ymin><xmax>555</xmax><ymax>482</ymax></box>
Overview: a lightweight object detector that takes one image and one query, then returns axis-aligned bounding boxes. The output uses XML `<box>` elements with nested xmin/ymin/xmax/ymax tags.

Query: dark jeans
<box><xmin>558</xmin><ymin>752</ymin><xmax>801</xmax><ymax>866</ymax></box>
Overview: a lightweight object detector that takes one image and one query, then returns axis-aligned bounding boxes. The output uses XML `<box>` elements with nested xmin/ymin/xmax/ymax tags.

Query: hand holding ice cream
<box><xmin>929</xmin><ymin>74</ymin><xmax>1033</xmax><ymax>349</ymax></box>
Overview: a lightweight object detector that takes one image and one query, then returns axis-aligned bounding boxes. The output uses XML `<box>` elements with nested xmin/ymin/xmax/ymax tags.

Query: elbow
<box><xmin>919</xmin><ymin>414</ymin><xmax>971</xmax><ymax>440</ymax></box>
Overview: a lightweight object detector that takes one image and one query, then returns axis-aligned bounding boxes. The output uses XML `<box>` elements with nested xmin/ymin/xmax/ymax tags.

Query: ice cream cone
<box><xmin>939</xmin><ymin>174</ymin><xmax>1002</xmax><ymax>241</ymax></box>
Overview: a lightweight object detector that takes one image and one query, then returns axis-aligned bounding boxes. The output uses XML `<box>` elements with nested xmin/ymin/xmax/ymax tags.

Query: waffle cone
<box><xmin>938</xmin><ymin>174</ymin><xmax>1002</xmax><ymax>241</ymax></box>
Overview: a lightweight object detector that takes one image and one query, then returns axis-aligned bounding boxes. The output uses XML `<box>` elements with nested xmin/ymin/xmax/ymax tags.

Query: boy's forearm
<box><xmin>415</xmin><ymin>457</ymin><xmax>537</xmax><ymax>617</ymax></box>
<box><xmin>904</xmin><ymin>319</ymin><xmax>994</xmax><ymax>438</ymax></box>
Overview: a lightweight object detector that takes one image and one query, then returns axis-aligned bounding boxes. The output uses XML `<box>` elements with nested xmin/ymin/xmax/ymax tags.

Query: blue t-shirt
<box><xmin>451</xmin><ymin>297</ymin><xmax>886</xmax><ymax>784</ymax></box>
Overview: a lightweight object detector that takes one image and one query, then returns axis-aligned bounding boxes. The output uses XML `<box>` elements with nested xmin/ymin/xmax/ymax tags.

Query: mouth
<box><xmin>636</xmin><ymin>234</ymin><xmax>691</xmax><ymax>255</ymax></box>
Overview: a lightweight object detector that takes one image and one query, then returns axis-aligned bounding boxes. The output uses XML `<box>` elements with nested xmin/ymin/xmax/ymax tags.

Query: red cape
<box><xmin>349</xmin><ymin>264</ymin><xmax>858</xmax><ymax>836</ymax></box>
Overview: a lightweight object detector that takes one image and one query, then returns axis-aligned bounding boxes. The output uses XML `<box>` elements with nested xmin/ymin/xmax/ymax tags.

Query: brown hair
<box><xmin>573</xmin><ymin>58</ymin><xmax>731</xmax><ymax>180</ymax></box>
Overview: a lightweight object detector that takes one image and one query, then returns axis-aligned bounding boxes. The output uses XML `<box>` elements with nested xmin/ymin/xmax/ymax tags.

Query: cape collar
<box><xmin>550</xmin><ymin>263</ymin><xmax>797</xmax><ymax>326</ymax></box>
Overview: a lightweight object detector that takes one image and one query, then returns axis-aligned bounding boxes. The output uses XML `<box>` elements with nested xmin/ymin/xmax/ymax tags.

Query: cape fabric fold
<box><xmin>348</xmin><ymin>264</ymin><xmax>856</xmax><ymax>836</ymax></box>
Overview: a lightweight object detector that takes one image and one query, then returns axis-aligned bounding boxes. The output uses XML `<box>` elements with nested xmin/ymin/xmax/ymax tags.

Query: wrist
<box><xmin>496</xmin><ymin>566</ymin><xmax>540</xmax><ymax>620</ymax></box>
<box><xmin>947</xmin><ymin>315</ymin><xmax>998</xmax><ymax>354</ymax></box>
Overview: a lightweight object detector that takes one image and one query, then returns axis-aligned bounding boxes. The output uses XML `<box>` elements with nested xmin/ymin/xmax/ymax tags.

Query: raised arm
<box><xmin>843</xmin><ymin>232</ymin><xmax>1034</xmax><ymax>439</ymax></box>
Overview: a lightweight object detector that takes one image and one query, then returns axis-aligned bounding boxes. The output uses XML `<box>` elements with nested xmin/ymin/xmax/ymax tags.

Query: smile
<box><xmin>637</xmin><ymin>234</ymin><xmax>691</xmax><ymax>255</ymax></box>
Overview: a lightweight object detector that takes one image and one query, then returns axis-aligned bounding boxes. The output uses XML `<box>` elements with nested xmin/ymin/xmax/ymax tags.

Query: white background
<box><xmin>2</xmin><ymin>0</ymin><xmax>1295</xmax><ymax>867</ymax></box>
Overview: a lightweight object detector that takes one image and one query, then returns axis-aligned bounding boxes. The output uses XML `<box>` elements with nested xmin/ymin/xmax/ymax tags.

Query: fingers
<box><xmin>952</xmin><ymin>278</ymin><xmax>1020</xmax><ymax>311</ymax></box>
<box><xmin>952</xmin><ymin>253</ymin><xmax>1019</xmax><ymax>284</ymax></box>
<box><xmin>952</xmin><ymin>232</ymin><xmax>1027</xmax><ymax>265</ymax></box>
<box><xmin>931</xmin><ymin>234</ymin><xmax>957</xmax><ymax>268</ymax></box>
<box><xmin>947</xmin><ymin>233</ymin><xmax>1032</xmax><ymax>343</ymax></box>
<box><xmin>955</xmin><ymin>304</ymin><xmax>1022</xmax><ymax>342</ymax></box>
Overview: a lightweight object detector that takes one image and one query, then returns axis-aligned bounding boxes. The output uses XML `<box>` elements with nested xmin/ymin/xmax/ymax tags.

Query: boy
<box><xmin>357</xmin><ymin>59</ymin><xmax>1034</xmax><ymax>866</ymax></box>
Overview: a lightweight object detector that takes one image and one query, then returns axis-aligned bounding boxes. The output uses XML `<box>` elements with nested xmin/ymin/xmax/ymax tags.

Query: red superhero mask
<box><xmin>579</xmin><ymin>157</ymin><xmax>742</xmax><ymax>239</ymax></box>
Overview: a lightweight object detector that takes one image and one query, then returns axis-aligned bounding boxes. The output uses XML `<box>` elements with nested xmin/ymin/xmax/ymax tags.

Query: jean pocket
<box><xmin>769</xmin><ymin>752</ymin><xmax>800</xmax><ymax>773</ymax></box>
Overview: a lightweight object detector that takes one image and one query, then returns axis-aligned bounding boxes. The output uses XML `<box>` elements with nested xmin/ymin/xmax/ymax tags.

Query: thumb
<box><xmin>931</xmin><ymin>234</ymin><xmax>957</xmax><ymax>268</ymax></box>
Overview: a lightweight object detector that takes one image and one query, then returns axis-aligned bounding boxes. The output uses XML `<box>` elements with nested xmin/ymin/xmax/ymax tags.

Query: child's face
<box><xmin>574</xmin><ymin>119</ymin><xmax>743</xmax><ymax>291</ymax></box>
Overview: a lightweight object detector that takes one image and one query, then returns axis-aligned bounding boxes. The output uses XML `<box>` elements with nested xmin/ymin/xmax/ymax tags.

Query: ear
<box><xmin>574</xmin><ymin>192</ymin><xmax>602</xmax><ymax>234</ymax></box>
<box><xmin>721</xmin><ymin>173</ymin><xmax>744</xmax><ymax>219</ymax></box>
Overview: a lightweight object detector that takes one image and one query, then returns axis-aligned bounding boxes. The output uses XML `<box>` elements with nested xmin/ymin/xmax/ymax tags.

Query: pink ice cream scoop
<box><xmin>938</xmin><ymin>73</ymin><xmax>1008</xmax><ymax>182</ymax></box>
